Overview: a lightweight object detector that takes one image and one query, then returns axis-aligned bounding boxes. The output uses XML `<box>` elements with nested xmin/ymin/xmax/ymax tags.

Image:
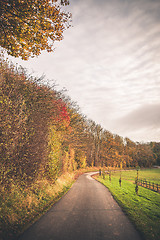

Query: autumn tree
<box><xmin>150</xmin><ymin>142</ymin><xmax>160</xmax><ymax>166</ymax></box>
<box><xmin>84</xmin><ymin>119</ymin><xmax>96</xmax><ymax>166</ymax></box>
<box><xmin>134</xmin><ymin>143</ymin><xmax>156</xmax><ymax>168</ymax></box>
<box><xmin>99</xmin><ymin>130</ymin><xmax>116</xmax><ymax>167</ymax></box>
<box><xmin>124</xmin><ymin>137</ymin><xmax>136</xmax><ymax>167</ymax></box>
<box><xmin>63</xmin><ymin>102</ymin><xmax>88</xmax><ymax>168</ymax></box>
<box><xmin>0</xmin><ymin>59</ymin><xmax>71</xmax><ymax>185</ymax></box>
<box><xmin>0</xmin><ymin>62</ymin><xmax>49</xmax><ymax>184</ymax></box>
<box><xmin>113</xmin><ymin>134</ymin><xmax>125</xmax><ymax>168</ymax></box>
<box><xmin>0</xmin><ymin>0</ymin><xmax>71</xmax><ymax>60</ymax></box>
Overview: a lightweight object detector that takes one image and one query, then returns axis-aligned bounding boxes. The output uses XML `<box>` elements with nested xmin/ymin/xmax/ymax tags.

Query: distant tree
<box><xmin>124</xmin><ymin>137</ymin><xmax>136</xmax><ymax>166</ymax></box>
<box><xmin>135</xmin><ymin>143</ymin><xmax>156</xmax><ymax>168</ymax></box>
<box><xmin>113</xmin><ymin>134</ymin><xmax>125</xmax><ymax>167</ymax></box>
<box><xmin>0</xmin><ymin>0</ymin><xmax>71</xmax><ymax>59</ymax></box>
<box><xmin>150</xmin><ymin>142</ymin><xmax>160</xmax><ymax>166</ymax></box>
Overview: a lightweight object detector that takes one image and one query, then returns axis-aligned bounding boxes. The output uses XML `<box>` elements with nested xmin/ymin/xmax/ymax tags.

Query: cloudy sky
<box><xmin>8</xmin><ymin>0</ymin><xmax>160</xmax><ymax>142</ymax></box>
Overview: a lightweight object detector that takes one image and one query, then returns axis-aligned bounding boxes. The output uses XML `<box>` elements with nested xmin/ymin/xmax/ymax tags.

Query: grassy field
<box><xmin>95</xmin><ymin>169</ymin><xmax>160</xmax><ymax>240</ymax></box>
<box><xmin>111</xmin><ymin>168</ymin><xmax>160</xmax><ymax>184</ymax></box>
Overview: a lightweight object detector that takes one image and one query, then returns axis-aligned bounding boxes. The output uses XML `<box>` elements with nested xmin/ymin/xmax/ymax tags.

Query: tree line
<box><xmin>0</xmin><ymin>59</ymin><xmax>159</xmax><ymax>189</ymax></box>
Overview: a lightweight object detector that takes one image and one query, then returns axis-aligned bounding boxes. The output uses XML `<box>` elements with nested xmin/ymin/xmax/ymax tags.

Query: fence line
<box><xmin>138</xmin><ymin>179</ymin><xmax>160</xmax><ymax>193</ymax></box>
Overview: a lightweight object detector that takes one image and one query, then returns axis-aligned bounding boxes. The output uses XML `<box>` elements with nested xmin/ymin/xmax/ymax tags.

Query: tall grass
<box><xmin>0</xmin><ymin>172</ymin><xmax>75</xmax><ymax>240</ymax></box>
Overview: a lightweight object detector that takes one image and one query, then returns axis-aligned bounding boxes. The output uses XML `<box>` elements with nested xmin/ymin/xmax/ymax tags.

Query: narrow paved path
<box><xmin>18</xmin><ymin>173</ymin><xmax>142</xmax><ymax>240</ymax></box>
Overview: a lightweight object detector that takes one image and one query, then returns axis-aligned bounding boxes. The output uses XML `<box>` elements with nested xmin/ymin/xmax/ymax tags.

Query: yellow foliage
<box><xmin>0</xmin><ymin>0</ymin><xmax>71</xmax><ymax>59</ymax></box>
<box><xmin>47</xmin><ymin>125</ymin><xmax>63</xmax><ymax>179</ymax></box>
<box><xmin>63</xmin><ymin>146</ymin><xmax>77</xmax><ymax>172</ymax></box>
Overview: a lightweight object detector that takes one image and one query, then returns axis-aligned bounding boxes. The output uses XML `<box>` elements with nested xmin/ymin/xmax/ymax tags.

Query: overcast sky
<box><xmin>8</xmin><ymin>0</ymin><xmax>160</xmax><ymax>143</ymax></box>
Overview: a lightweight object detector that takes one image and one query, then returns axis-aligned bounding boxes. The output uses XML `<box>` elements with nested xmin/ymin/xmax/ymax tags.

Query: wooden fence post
<box><xmin>102</xmin><ymin>169</ymin><xmax>105</xmax><ymax>179</ymax></box>
<box><xmin>135</xmin><ymin>177</ymin><xmax>138</xmax><ymax>195</ymax></box>
<box><xmin>109</xmin><ymin>171</ymin><xmax>111</xmax><ymax>181</ymax></box>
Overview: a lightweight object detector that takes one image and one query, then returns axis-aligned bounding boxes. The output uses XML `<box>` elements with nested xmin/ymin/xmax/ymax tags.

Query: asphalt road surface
<box><xmin>18</xmin><ymin>173</ymin><xmax>142</xmax><ymax>240</ymax></box>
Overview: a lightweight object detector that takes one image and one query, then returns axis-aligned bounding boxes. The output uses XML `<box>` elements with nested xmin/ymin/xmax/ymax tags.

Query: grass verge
<box><xmin>0</xmin><ymin>167</ymin><xmax>99</xmax><ymax>240</ymax></box>
<box><xmin>0</xmin><ymin>172</ymin><xmax>77</xmax><ymax>240</ymax></box>
<box><xmin>95</xmin><ymin>172</ymin><xmax>160</xmax><ymax>240</ymax></box>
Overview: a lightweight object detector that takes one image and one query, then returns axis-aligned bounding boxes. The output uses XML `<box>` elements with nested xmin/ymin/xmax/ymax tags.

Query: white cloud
<box><xmin>116</xmin><ymin>104</ymin><xmax>160</xmax><ymax>128</ymax></box>
<box><xmin>111</xmin><ymin>104</ymin><xmax>160</xmax><ymax>142</ymax></box>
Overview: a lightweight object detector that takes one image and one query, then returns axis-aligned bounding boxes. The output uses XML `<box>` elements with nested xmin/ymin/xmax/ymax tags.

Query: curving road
<box><xmin>18</xmin><ymin>173</ymin><xmax>142</xmax><ymax>240</ymax></box>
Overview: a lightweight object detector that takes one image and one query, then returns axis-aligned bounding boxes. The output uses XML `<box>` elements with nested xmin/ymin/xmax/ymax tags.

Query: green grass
<box><xmin>96</xmin><ymin>170</ymin><xmax>160</xmax><ymax>240</ymax></box>
<box><xmin>111</xmin><ymin>168</ymin><xmax>160</xmax><ymax>184</ymax></box>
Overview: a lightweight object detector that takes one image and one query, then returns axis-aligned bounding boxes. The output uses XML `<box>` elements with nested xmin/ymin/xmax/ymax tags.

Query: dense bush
<box><xmin>0</xmin><ymin>60</ymin><xmax>70</xmax><ymax>186</ymax></box>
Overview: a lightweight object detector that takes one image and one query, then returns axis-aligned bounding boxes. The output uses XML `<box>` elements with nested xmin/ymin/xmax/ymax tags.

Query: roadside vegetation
<box><xmin>0</xmin><ymin>167</ymin><xmax>99</xmax><ymax>240</ymax></box>
<box><xmin>1</xmin><ymin>172</ymin><xmax>75</xmax><ymax>240</ymax></box>
<box><xmin>95</xmin><ymin>169</ymin><xmax>160</xmax><ymax>240</ymax></box>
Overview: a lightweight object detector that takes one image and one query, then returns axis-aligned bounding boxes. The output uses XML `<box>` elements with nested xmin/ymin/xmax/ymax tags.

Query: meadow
<box><xmin>96</xmin><ymin>169</ymin><xmax>160</xmax><ymax>240</ymax></box>
<box><xmin>111</xmin><ymin>168</ymin><xmax>160</xmax><ymax>184</ymax></box>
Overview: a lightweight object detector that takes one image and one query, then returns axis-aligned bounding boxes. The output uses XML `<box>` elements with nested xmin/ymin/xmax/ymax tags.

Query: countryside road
<box><xmin>18</xmin><ymin>173</ymin><xmax>142</xmax><ymax>240</ymax></box>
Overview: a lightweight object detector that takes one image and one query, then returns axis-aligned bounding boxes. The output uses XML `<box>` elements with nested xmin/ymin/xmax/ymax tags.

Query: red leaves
<box><xmin>50</xmin><ymin>98</ymin><xmax>70</xmax><ymax>128</ymax></box>
<box><xmin>0</xmin><ymin>59</ymin><xmax>72</xmax><ymax>185</ymax></box>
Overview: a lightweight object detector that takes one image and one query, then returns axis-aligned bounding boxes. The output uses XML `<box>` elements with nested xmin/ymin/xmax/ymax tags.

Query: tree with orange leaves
<box><xmin>0</xmin><ymin>0</ymin><xmax>71</xmax><ymax>59</ymax></box>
